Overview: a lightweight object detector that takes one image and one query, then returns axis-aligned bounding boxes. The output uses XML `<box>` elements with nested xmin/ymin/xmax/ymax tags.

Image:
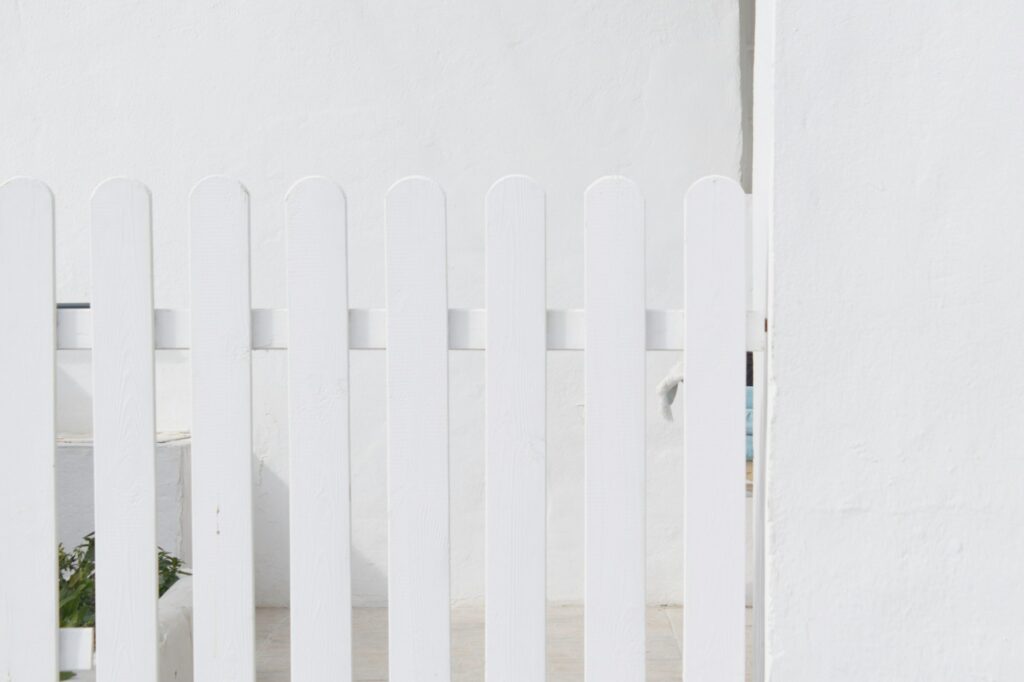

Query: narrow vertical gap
<box><xmin>740</xmin><ymin>0</ymin><xmax>756</xmax><ymax>192</ymax></box>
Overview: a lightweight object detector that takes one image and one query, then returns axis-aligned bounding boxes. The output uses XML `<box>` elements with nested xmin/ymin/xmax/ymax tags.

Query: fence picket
<box><xmin>485</xmin><ymin>176</ymin><xmax>546</xmax><ymax>681</ymax></box>
<box><xmin>0</xmin><ymin>178</ymin><xmax>58</xmax><ymax>681</ymax></box>
<box><xmin>91</xmin><ymin>179</ymin><xmax>158</xmax><ymax>681</ymax></box>
<box><xmin>286</xmin><ymin>178</ymin><xmax>353</xmax><ymax>681</ymax></box>
<box><xmin>583</xmin><ymin>177</ymin><xmax>646</xmax><ymax>682</ymax></box>
<box><xmin>386</xmin><ymin>177</ymin><xmax>451</xmax><ymax>681</ymax></box>
<box><xmin>190</xmin><ymin>177</ymin><xmax>255</xmax><ymax>682</ymax></box>
<box><xmin>0</xmin><ymin>174</ymin><xmax>758</xmax><ymax>680</ymax></box>
<box><xmin>683</xmin><ymin>176</ymin><xmax>746</xmax><ymax>682</ymax></box>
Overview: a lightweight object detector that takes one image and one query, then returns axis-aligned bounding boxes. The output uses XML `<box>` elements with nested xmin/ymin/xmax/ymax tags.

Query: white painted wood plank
<box><xmin>386</xmin><ymin>177</ymin><xmax>451</xmax><ymax>681</ymax></box>
<box><xmin>485</xmin><ymin>176</ymin><xmax>546</xmax><ymax>681</ymax></box>
<box><xmin>583</xmin><ymin>177</ymin><xmax>646</xmax><ymax>682</ymax></box>
<box><xmin>683</xmin><ymin>176</ymin><xmax>746</xmax><ymax>682</ymax></box>
<box><xmin>750</xmin><ymin>183</ymin><xmax>768</xmax><ymax>682</ymax></box>
<box><xmin>286</xmin><ymin>177</ymin><xmax>353</xmax><ymax>681</ymax></box>
<box><xmin>91</xmin><ymin>179</ymin><xmax>158</xmax><ymax>682</ymax></box>
<box><xmin>0</xmin><ymin>178</ymin><xmax>58</xmax><ymax>682</ymax></box>
<box><xmin>54</xmin><ymin>307</ymin><xmax>766</xmax><ymax>351</ymax></box>
<box><xmin>189</xmin><ymin>177</ymin><xmax>255</xmax><ymax>682</ymax></box>
<box><xmin>751</xmin><ymin>349</ymin><xmax>766</xmax><ymax>680</ymax></box>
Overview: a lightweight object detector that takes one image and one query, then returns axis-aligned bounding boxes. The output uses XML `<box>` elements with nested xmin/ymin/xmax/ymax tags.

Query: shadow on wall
<box><xmin>254</xmin><ymin>462</ymin><xmax>389</xmax><ymax>608</ymax></box>
<box><xmin>739</xmin><ymin>0</ymin><xmax>755</xmax><ymax>190</ymax></box>
<box><xmin>54</xmin><ymin>334</ymin><xmax>747</xmax><ymax>608</ymax></box>
<box><xmin>252</xmin><ymin>349</ymin><xmax>393</xmax><ymax>607</ymax></box>
<box><xmin>55</xmin><ymin>348</ymin><xmax>391</xmax><ymax>608</ymax></box>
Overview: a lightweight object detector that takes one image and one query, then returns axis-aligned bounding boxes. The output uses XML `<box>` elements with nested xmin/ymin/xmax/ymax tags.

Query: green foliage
<box><xmin>58</xmin><ymin>534</ymin><xmax>95</xmax><ymax>628</ymax></box>
<box><xmin>58</xmin><ymin>533</ymin><xmax>190</xmax><ymax>628</ymax></box>
<box><xmin>158</xmin><ymin>546</ymin><xmax>189</xmax><ymax>597</ymax></box>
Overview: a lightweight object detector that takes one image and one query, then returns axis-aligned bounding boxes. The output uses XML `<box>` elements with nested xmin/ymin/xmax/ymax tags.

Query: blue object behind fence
<box><xmin>746</xmin><ymin>386</ymin><xmax>753</xmax><ymax>461</ymax></box>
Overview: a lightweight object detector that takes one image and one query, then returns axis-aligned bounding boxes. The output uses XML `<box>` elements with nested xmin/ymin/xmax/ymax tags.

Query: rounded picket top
<box><xmin>486</xmin><ymin>174</ymin><xmax>543</xmax><ymax>197</ymax></box>
<box><xmin>684</xmin><ymin>174</ymin><xmax>745</xmax><ymax>205</ymax></box>
<box><xmin>91</xmin><ymin>177</ymin><xmax>152</xmax><ymax>203</ymax></box>
<box><xmin>91</xmin><ymin>179</ymin><xmax>152</xmax><ymax>247</ymax></box>
<box><xmin>584</xmin><ymin>174</ymin><xmax>643</xmax><ymax>203</ymax></box>
<box><xmin>583</xmin><ymin>176</ymin><xmax>644</xmax><ymax>248</ymax></box>
<box><xmin>684</xmin><ymin>175</ymin><xmax>746</xmax><ymax>246</ymax></box>
<box><xmin>387</xmin><ymin>175</ymin><xmax>446</xmax><ymax>203</ymax></box>
<box><xmin>0</xmin><ymin>178</ymin><xmax>55</xmax><ymax>238</ymax></box>
<box><xmin>189</xmin><ymin>176</ymin><xmax>251</xmax><ymax>256</ymax></box>
<box><xmin>0</xmin><ymin>176</ymin><xmax>55</xmax><ymax>276</ymax></box>
<box><xmin>285</xmin><ymin>175</ymin><xmax>347</xmax><ymax>206</ymax></box>
<box><xmin>0</xmin><ymin>175</ymin><xmax>55</xmax><ymax>202</ymax></box>
<box><xmin>286</xmin><ymin>177</ymin><xmax>347</xmax><ymax>242</ymax></box>
<box><xmin>189</xmin><ymin>175</ymin><xmax>250</xmax><ymax>210</ymax></box>
<box><xmin>486</xmin><ymin>175</ymin><xmax>545</xmax><ymax>238</ymax></box>
<box><xmin>386</xmin><ymin>177</ymin><xmax>446</xmax><ymax>242</ymax></box>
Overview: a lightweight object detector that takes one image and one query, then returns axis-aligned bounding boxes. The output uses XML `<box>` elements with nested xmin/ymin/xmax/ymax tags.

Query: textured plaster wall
<box><xmin>1</xmin><ymin>0</ymin><xmax>743</xmax><ymax>606</ymax></box>
<box><xmin>766</xmin><ymin>0</ymin><xmax>1024</xmax><ymax>678</ymax></box>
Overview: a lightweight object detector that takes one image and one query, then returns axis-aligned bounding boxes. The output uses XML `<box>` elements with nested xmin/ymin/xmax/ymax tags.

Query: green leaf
<box><xmin>58</xmin><ymin>533</ymin><xmax>187</xmax><ymax>628</ymax></box>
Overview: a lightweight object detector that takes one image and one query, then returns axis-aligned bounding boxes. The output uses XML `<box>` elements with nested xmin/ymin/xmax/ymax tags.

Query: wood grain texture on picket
<box><xmin>683</xmin><ymin>176</ymin><xmax>746</xmax><ymax>682</ymax></box>
<box><xmin>386</xmin><ymin>177</ymin><xmax>451</xmax><ymax>682</ymax></box>
<box><xmin>485</xmin><ymin>176</ymin><xmax>546</xmax><ymax>681</ymax></box>
<box><xmin>583</xmin><ymin>177</ymin><xmax>646</xmax><ymax>682</ymax></box>
<box><xmin>0</xmin><ymin>178</ymin><xmax>58</xmax><ymax>682</ymax></box>
<box><xmin>190</xmin><ymin>177</ymin><xmax>256</xmax><ymax>682</ymax></box>
<box><xmin>91</xmin><ymin>179</ymin><xmax>159</xmax><ymax>682</ymax></box>
<box><xmin>286</xmin><ymin>177</ymin><xmax>353</xmax><ymax>682</ymax></box>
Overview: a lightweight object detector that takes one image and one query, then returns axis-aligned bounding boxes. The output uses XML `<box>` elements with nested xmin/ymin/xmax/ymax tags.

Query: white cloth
<box><xmin>656</xmin><ymin>360</ymin><xmax>685</xmax><ymax>421</ymax></box>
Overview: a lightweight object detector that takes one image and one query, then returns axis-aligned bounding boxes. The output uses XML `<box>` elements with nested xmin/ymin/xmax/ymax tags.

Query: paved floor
<box><xmin>69</xmin><ymin>605</ymin><xmax>752</xmax><ymax>681</ymax></box>
<box><xmin>255</xmin><ymin>605</ymin><xmax>753</xmax><ymax>681</ymax></box>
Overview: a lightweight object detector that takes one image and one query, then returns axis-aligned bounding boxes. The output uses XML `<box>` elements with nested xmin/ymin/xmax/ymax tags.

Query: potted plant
<box><xmin>58</xmin><ymin>533</ymin><xmax>189</xmax><ymax>678</ymax></box>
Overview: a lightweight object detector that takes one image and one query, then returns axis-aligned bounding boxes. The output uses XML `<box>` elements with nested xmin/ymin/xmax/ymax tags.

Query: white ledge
<box><xmin>56</xmin><ymin>308</ymin><xmax>766</xmax><ymax>352</ymax></box>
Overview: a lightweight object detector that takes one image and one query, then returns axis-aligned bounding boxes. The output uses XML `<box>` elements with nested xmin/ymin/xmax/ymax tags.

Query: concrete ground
<box><xmin>69</xmin><ymin>604</ymin><xmax>753</xmax><ymax>681</ymax></box>
<box><xmin>255</xmin><ymin>605</ymin><xmax>753</xmax><ymax>681</ymax></box>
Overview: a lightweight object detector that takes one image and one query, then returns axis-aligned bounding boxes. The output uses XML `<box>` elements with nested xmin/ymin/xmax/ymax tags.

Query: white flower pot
<box><xmin>59</xmin><ymin>627</ymin><xmax>94</xmax><ymax>671</ymax></box>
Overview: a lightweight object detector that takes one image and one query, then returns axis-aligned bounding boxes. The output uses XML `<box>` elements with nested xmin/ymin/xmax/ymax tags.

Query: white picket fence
<box><xmin>0</xmin><ymin>174</ymin><xmax>764</xmax><ymax>682</ymax></box>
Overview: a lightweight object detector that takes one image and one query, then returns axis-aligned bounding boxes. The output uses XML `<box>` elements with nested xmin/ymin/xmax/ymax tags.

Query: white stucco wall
<box><xmin>56</xmin><ymin>435</ymin><xmax>192</xmax><ymax>565</ymax></box>
<box><xmin>1</xmin><ymin>0</ymin><xmax>743</xmax><ymax>606</ymax></box>
<box><xmin>766</xmin><ymin>0</ymin><xmax>1024</xmax><ymax>678</ymax></box>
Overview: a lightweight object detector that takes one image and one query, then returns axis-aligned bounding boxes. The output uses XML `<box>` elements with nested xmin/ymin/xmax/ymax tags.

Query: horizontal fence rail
<box><xmin>0</xmin><ymin>174</ymin><xmax>757</xmax><ymax>682</ymax></box>
<box><xmin>54</xmin><ymin>307</ymin><xmax>766</xmax><ymax>351</ymax></box>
